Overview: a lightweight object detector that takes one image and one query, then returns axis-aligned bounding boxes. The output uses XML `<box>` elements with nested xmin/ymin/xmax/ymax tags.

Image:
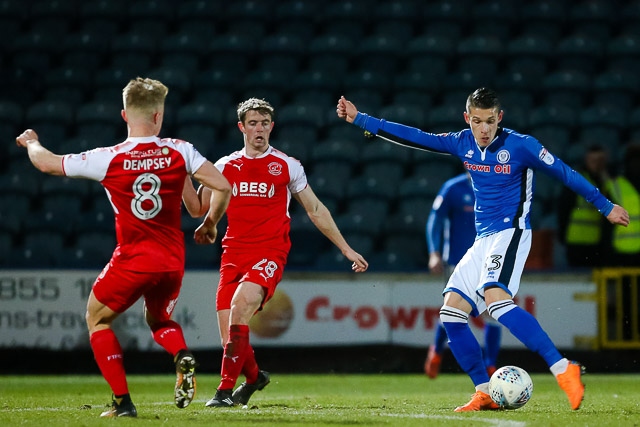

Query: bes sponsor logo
<box><xmin>233</xmin><ymin>182</ymin><xmax>276</xmax><ymax>198</ymax></box>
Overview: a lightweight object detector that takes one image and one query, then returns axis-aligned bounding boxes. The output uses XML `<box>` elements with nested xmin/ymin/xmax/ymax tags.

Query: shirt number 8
<box><xmin>131</xmin><ymin>173</ymin><xmax>162</xmax><ymax>220</ymax></box>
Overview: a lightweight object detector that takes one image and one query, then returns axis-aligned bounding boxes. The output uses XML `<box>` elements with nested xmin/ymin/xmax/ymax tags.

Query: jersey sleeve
<box><xmin>426</xmin><ymin>186</ymin><xmax>451</xmax><ymax>254</ymax></box>
<box><xmin>352</xmin><ymin>112</ymin><xmax>457</xmax><ymax>155</ymax></box>
<box><xmin>287</xmin><ymin>158</ymin><xmax>308</xmax><ymax>193</ymax></box>
<box><xmin>172</xmin><ymin>139</ymin><xmax>207</xmax><ymax>174</ymax></box>
<box><xmin>521</xmin><ymin>137</ymin><xmax>614</xmax><ymax>216</ymax></box>
<box><xmin>62</xmin><ymin>147</ymin><xmax>114</xmax><ymax>181</ymax></box>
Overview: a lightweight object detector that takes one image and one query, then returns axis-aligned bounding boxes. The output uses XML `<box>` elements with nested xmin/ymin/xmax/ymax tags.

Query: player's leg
<box><xmin>144</xmin><ymin>271</ymin><xmax>197</xmax><ymax>409</ymax></box>
<box><xmin>206</xmin><ymin>281</ymin><xmax>264</xmax><ymax>407</ymax></box>
<box><xmin>87</xmin><ymin>267</ymin><xmax>139</xmax><ymax>418</ymax></box>
<box><xmin>481</xmin><ymin>313</ymin><xmax>501</xmax><ymax>376</ymax></box>
<box><xmin>483</xmin><ymin>229</ymin><xmax>584</xmax><ymax>410</ymax></box>
<box><xmin>486</xmin><ymin>291</ymin><xmax>584</xmax><ymax>409</ymax></box>
<box><xmin>424</xmin><ymin>321</ymin><xmax>448</xmax><ymax>378</ymax></box>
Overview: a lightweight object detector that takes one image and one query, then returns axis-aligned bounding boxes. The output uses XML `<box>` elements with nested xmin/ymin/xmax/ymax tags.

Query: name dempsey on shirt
<box><xmin>123</xmin><ymin>157</ymin><xmax>172</xmax><ymax>170</ymax></box>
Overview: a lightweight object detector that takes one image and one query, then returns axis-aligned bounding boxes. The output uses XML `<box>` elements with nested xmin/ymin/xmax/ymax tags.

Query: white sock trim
<box><xmin>487</xmin><ymin>300</ymin><xmax>517</xmax><ymax>321</ymax></box>
<box><xmin>440</xmin><ymin>305</ymin><xmax>469</xmax><ymax>323</ymax></box>
<box><xmin>550</xmin><ymin>358</ymin><xmax>569</xmax><ymax>377</ymax></box>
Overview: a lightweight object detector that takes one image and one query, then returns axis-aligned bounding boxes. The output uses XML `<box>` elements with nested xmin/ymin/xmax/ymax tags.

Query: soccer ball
<box><xmin>488</xmin><ymin>365</ymin><xmax>533</xmax><ymax>409</ymax></box>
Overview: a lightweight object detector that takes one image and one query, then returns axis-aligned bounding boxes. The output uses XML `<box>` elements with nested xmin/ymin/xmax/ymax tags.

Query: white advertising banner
<box><xmin>0</xmin><ymin>270</ymin><xmax>597</xmax><ymax>350</ymax></box>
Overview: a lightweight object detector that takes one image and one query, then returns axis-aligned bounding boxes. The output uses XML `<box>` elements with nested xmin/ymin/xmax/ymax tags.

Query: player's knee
<box><xmin>439</xmin><ymin>305</ymin><xmax>470</xmax><ymax>324</ymax></box>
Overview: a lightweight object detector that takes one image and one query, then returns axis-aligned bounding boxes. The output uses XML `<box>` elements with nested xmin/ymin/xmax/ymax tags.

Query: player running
<box><xmin>16</xmin><ymin>77</ymin><xmax>231</xmax><ymax>417</ymax></box>
<box><xmin>185</xmin><ymin>98</ymin><xmax>368</xmax><ymax>408</ymax></box>
<box><xmin>337</xmin><ymin>88</ymin><xmax>629</xmax><ymax>411</ymax></box>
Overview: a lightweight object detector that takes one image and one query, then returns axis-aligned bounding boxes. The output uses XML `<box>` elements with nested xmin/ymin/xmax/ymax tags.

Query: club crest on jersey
<box><xmin>497</xmin><ymin>149</ymin><xmax>510</xmax><ymax>164</ymax></box>
<box><xmin>268</xmin><ymin>162</ymin><xmax>283</xmax><ymax>176</ymax></box>
<box><xmin>538</xmin><ymin>147</ymin><xmax>555</xmax><ymax>165</ymax></box>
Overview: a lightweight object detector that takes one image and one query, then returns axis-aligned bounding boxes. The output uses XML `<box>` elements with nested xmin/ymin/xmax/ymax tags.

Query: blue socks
<box><xmin>483</xmin><ymin>322</ymin><xmax>502</xmax><ymax>367</ymax></box>
<box><xmin>490</xmin><ymin>302</ymin><xmax>563</xmax><ymax>367</ymax></box>
<box><xmin>441</xmin><ymin>306</ymin><xmax>490</xmax><ymax>386</ymax></box>
<box><xmin>434</xmin><ymin>321</ymin><xmax>448</xmax><ymax>354</ymax></box>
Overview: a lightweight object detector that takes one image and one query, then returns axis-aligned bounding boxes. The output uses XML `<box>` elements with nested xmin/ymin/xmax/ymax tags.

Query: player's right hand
<box><xmin>194</xmin><ymin>223</ymin><xmax>218</xmax><ymax>244</ymax></box>
<box><xmin>336</xmin><ymin>96</ymin><xmax>357</xmax><ymax>123</ymax></box>
<box><xmin>16</xmin><ymin>129</ymin><xmax>39</xmax><ymax>148</ymax></box>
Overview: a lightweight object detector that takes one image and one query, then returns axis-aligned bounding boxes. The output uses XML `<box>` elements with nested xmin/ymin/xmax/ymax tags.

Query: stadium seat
<box><xmin>158</xmin><ymin>32</ymin><xmax>208</xmax><ymax>73</ymax></box>
<box><xmin>25</xmin><ymin>100</ymin><xmax>74</xmax><ymax>147</ymax></box>
<box><xmin>40</xmin><ymin>175</ymin><xmax>90</xmax><ymax>200</ymax></box>
<box><xmin>397</xmin><ymin>176</ymin><xmax>441</xmax><ymax>202</ymax></box>
<box><xmin>360</xmin><ymin>140</ymin><xmax>412</xmax><ymax>165</ymax></box>
<box><xmin>383</xmin><ymin>210</ymin><xmax>425</xmax><ymax>236</ymax></box>
<box><xmin>75</xmin><ymin>101</ymin><xmax>121</xmax><ymax>142</ymax></box>
<box><xmin>22</xmin><ymin>230</ymin><xmax>67</xmax><ymax>265</ymax></box>
<box><xmin>0</xmin><ymin>206</ymin><xmax>22</xmax><ymax>237</ymax></box>
<box><xmin>146</xmin><ymin>67</ymin><xmax>192</xmax><ymax>103</ymax></box>
<box><xmin>288</xmin><ymin>227</ymin><xmax>330</xmax><ymax>268</ymax></box>
<box><xmin>381</xmin><ymin>235</ymin><xmax>428</xmax><ymax>268</ymax></box>
<box><xmin>207</xmin><ymin>34</ymin><xmax>256</xmax><ymax>75</ymax></box>
<box><xmin>528</xmin><ymin>126</ymin><xmax>572</xmax><ymax>160</ymax></box>
<box><xmin>457</xmin><ymin>35</ymin><xmax>503</xmax><ymax>58</ymax></box>
<box><xmin>313</xmin><ymin>248</ymin><xmax>354</xmax><ymax>272</ymax></box>
<box><xmin>406</xmin><ymin>34</ymin><xmax>456</xmax><ymax>64</ymax></box>
<box><xmin>337</xmin><ymin>199</ymin><xmax>389</xmax><ymax>234</ymax></box>
<box><xmin>378</xmin><ymin>104</ymin><xmax>427</xmax><ymax>128</ymax></box>
<box><xmin>311</xmin><ymin>139</ymin><xmax>359</xmax><ymax>164</ymax></box>
<box><xmin>60</xmin><ymin>31</ymin><xmax>110</xmax><ymax>73</ymax></box>
<box><xmin>176</xmin><ymin>102</ymin><xmax>224</xmax><ymax>129</ymax></box>
<box><xmin>310</xmin><ymin>160</ymin><xmax>353</xmax><ymax>186</ymax></box>
<box><xmin>372</xmin><ymin>20</ymin><xmax>415</xmax><ymax>45</ymax></box>
<box><xmin>365</xmin><ymin>251</ymin><xmax>420</xmax><ymax>272</ymax></box>
<box><xmin>579</xmin><ymin>104</ymin><xmax>627</xmax><ymax>131</ymax></box>
<box><xmin>555</xmin><ymin>33</ymin><xmax>605</xmax><ymax>75</ymax></box>
<box><xmin>427</xmin><ymin>104</ymin><xmax>464</xmax><ymax>131</ymax></box>
<box><xmin>542</xmin><ymin>70</ymin><xmax>591</xmax><ymax>109</ymax></box>
<box><xmin>70</xmin><ymin>231</ymin><xmax>116</xmax><ymax>269</ymax></box>
<box><xmin>606</xmin><ymin>34</ymin><xmax>640</xmax><ymax>74</ymax></box>
<box><xmin>529</xmin><ymin>104</ymin><xmax>578</xmax><ymax>129</ymax></box>
<box><xmin>592</xmin><ymin>69</ymin><xmax>639</xmax><ymax>110</ymax></box>
<box><xmin>271</xmin><ymin>139</ymin><xmax>311</xmax><ymax>165</ymax></box>
<box><xmin>346</xmin><ymin>175</ymin><xmax>399</xmax><ymax>202</ymax></box>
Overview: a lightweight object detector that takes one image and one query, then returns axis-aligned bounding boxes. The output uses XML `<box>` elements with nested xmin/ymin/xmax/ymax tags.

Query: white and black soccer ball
<box><xmin>488</xmin><ymin>365</ymin><xmax>533</xmax><ymax>409</ymax></box>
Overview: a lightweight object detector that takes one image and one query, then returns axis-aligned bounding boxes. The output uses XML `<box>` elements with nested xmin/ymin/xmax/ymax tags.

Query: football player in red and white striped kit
<box><xmin>185</xmin><ymin>98</ymin><xmax>368</xmax><ymax>408</ymax></box>
<box><xmin>16</xmin><ymin>77</ymin><xmax>231</xmax><ymax>417</ymax></box>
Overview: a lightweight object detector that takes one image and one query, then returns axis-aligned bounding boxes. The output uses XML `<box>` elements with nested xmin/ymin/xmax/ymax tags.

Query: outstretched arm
<box><xmin>293</xmin><ymin>186</ymin><xmax>368</xmax><ymax>273</ymax></box>
<box><xmin>16</xmin><ymin>129</ymin><xmax>64</xmax><ymax>175</ymax></box>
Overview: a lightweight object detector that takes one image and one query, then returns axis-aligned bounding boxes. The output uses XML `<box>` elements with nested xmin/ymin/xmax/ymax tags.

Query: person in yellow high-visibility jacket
<box><xmin>557</xmin><ymin>145</ymin><xmax>614</xmax><ymax>267</ymax></box>
<box><xmin>607</xmin><ymin>143</ymin><xmax>640</xmax><ymax>266</ymax></box>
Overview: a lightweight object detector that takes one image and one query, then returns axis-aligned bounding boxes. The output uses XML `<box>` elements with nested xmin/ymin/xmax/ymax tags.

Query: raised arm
<box><xmin>293</xmin><ymin>186</ymin><xmax>368</xmax><ymax>273</ymax></box>
<box><xmin>16</xmin><ymin>129</ymin><xmax>64</xmax><ymax>176</ymax></box>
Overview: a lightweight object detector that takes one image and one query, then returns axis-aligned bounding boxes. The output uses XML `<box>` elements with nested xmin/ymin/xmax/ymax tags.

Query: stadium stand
<box><xmin>2</xmin><ymin>0</ymin><xmax>640</xmax><ymax>271</ymax></box>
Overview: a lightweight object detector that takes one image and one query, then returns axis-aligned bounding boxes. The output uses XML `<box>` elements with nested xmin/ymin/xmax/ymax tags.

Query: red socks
<box><xmin>90</xmin><ymin>329</ymin><xmax>128</xmax><ymax>396</ymax></box>
<box><xmin>219</xmin><ymin>324</ymin><xmax>258</xmax><ymax>390</ymax></box>
<box><xmin>151</xmin><ymin>320</ymin><xmax>187</xmax><ymax>356</ymax></box>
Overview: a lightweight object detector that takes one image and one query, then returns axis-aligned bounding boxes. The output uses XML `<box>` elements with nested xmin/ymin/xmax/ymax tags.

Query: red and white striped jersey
<box><xmin>215</xmin><ymin>146</ymin><xmax>307</xmax><ymax>254</ymax></box>
<box><xmin>62</xmin><ymin>136</ymin><xmax>207</xmax><ymax>272</ymax></box>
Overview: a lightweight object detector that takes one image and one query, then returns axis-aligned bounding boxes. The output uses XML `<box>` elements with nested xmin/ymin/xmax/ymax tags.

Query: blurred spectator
<box><xmin>607</xmin><ymin>143</ymin><xmax>640</xmax><ymax>266</ymax></box>
<box><xmin>557</xmin><ymin>145</ymin><xmax>614</xmax><ymax>267</ymax></box>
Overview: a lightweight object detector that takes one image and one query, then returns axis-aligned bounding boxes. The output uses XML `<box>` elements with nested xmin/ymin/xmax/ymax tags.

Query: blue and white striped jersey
<box><xmin>353</xmin><ymin>113</ymin><xmax>614</xmax><ymax>238</ymax></box>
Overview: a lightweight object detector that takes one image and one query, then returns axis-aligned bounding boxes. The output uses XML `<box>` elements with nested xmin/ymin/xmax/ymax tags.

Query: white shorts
<box><xmin>444</xmin><ymin>228</ymin><xmax>531</xmax><ymax>317</ymax></box>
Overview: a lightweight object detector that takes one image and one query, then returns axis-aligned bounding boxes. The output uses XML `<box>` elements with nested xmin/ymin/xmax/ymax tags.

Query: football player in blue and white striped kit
<box><xmin>337</xmin><ymin>88</ymin><xmax>630</xmax><ymax>412</ymax></box>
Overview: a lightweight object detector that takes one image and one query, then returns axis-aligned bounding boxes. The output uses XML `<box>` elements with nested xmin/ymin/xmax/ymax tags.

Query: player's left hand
<box><xmin>607</xmin><ymin>204</ymin><xmax>630</xmax><ymax>227</ymax></box>
<box><xmin>343</xmin><ymin>248</ymin><xmax>368</xmax><ymax>273</ymax></box>
<box><xmin>16</xmin><ymin>129</ymin><xmax>39</xmax><ymax>148</ymax></box>
<box><xmin>194</xmin><ymin>222</ymin><xmax>218</xmax><ymax>244</ymax></box>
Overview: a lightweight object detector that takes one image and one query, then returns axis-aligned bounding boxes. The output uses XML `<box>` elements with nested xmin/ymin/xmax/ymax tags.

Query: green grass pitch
<box><xmin>1</xmin><ymin>373</ymin><xmax>638</xmax><ymax>426</ymax></box>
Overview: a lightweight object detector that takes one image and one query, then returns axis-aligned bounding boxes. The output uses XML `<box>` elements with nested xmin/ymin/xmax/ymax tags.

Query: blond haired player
<box><xmin>16</xmin><ymin>77</ymin><xmax>231</xmax><ymax>417</ymax></box>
